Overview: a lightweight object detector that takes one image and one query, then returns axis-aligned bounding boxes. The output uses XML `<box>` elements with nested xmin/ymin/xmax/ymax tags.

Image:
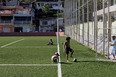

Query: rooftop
<box><xmin>0</xmin><ymin>6</ymin><xmax>23</xmax><ymax>9</ymax></box>
<box><xmin>36</xmin><ymin>0</ymin><xmax>58</xmax><ymax>2</ymax></box>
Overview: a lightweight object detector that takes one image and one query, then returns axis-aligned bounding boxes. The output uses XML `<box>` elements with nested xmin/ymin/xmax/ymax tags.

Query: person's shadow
<box><xmin>60</xmin><ymin>62</ymin><xmax>72</xmax><ymax>64</ymax></box>
<box><xmin>77</xmin><ymin>61</ymin><xmax>98</xmax><ymax>63</ymax></box>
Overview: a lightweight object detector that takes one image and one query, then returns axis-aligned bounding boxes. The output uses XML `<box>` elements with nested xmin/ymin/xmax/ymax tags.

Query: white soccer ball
<box><xmin>73</xmin><ymin>58</ymin><xmax>77</xmax><ymax>62</ymax></box>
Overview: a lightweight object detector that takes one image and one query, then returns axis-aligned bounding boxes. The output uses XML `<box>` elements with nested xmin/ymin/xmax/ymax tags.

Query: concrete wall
<box><xmin>0</xmin><ymin>32</ymin><xmax>57</xmax><ymax>36</ymax></box>
<box><xmin>68</xmin><ymin>20</ymin><xmax>116</xmax><ymax>58</ymax></box>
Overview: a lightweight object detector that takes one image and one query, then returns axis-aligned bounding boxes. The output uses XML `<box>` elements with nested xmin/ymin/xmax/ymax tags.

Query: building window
<box><xmin>38</xmin><ymin>3</ymin><xmax>40</xmax><ymax>6</ymax></box>
<box><xmin>41</xmin><ymin>3</ymin><xmax>44</xmax><ymax>6</ymax></box>
<box><xmin>42</xmin><ymin>21</ymin><xmax>47</xmax><ymax>25</ymax></box>
<box><xmin>111</xmin><ymin>0</ymin><xmax>116</xmax><ymax>5</ymax></box>
<box><xmin>113</xmin><ymin>0</ymin><xmax>116</xmax><ymax>5</ymax></box>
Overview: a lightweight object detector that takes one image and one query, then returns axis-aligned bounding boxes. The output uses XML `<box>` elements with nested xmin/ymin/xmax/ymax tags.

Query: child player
<box><xmin>109</xmin><ymin>36</ymin><xmax>116</xmax><ymax>60</ymax></box>
<box><xmin>63</xmin><ymin>37</ymin><xmax>74</xmax><ymax>62</ymax></box>
<box><xmin>48</xmin><ymin>39</ymin><xmax>53</xmax><ymax>45</ymax></box>
<box><xmin>51</xmin><ymin>52</ymin><xmax>60</xmax><ymax>63</ymax></box>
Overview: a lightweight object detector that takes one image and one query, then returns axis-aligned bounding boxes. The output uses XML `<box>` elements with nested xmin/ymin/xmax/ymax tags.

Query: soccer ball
<box><xmin>73</xmin><ymin>58</ymin><xmax>77</xmax><ymax>62</ymax></box>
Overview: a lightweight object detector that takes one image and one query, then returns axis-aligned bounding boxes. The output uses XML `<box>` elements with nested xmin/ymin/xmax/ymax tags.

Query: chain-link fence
<box><xmin>64</xmin><ymin>0</ymin><xmax>116</xmax><ymax>60</ymax></box>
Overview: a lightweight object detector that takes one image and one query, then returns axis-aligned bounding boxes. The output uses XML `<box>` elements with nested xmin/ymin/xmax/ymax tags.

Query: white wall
<box><xmin>79</xmin><ymin>21</ymin><xmax>116</xmax><ymax>36</ymax></box>
<box><xmin>112</xmin><ymin>21</ymin><xmax>116</xmax><ymax>35</ymax></box>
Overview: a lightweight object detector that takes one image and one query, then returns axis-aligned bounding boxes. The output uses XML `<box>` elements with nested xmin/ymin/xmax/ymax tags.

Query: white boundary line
<box><xmin>1</xmin><ymin>39</ymin><xmax>24</xmax><ymax>48</ymax></box>
<box><xmin>3</xmin><ymin>46</ymin><xmax>57</xmax><ymax>48</ymax></box>
<box><xmin>57</xmin><ymin>44</ymin><xmax>62</xmax><ymax>77</ymax></box>
<box><xmin>0</xmin><ymin>64</ymin><xmax>58</xmax><ymax>66</ymax></box>
<box><xmin>96</xmin><ymin>58</ymin><xmax>116</xmax><ymax>62</ymax></box>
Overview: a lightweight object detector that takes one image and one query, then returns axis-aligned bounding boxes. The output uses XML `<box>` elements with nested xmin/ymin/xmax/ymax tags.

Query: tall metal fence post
<box><xmin>76</xmin><ymin>0</ymin><xmax>78</xmax><ymax>41</ymax></box>
<box><xmin>103</xmin><ymin>0</ymin><xmax>105</xmax><ymax>56</ymax></box>
<box><xmin>95</xmin><ymin>0</ymin><xmax>98</xmax><ymax>58</ymax></box>
<box><xmin>71</xmin><ymin>0</ymin><xmax>72</xmax><ymax>37</ymax></box>
<box><xmin>82</xmin><ymin>0</ymin><xmax>84</xmax><ymax>44</ymax></box>
<box><xmin>78</xmin><ymin>0</ymin><xmax>80</xmax><ymax>42</ymax></box>
<box><xmin>87</xmin><ymin>0</ymin><xmax>89</xmax><ymax>46</ymax></box>
<box><xmin>107</xmin><ymin>0</ymin><xmax>110</xmax><ymax>59</ymax></box>
<box><xmin>93</xmin><ymin>0</ymin><xmax>96</xmax><ymax>50</ymax></box>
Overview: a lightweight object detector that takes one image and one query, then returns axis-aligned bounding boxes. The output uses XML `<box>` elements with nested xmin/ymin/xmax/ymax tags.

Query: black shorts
<box><xmin>66</xmin><ymin>47</ymin><xmax>72</xmax><ymax>54</ymax></box>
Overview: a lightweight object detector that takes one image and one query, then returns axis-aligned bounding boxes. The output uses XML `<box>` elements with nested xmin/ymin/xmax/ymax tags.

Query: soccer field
<box><xmin>0</xmin><ymin>36</ymin><xmax>116</xmax><ymax>77</ymax></box>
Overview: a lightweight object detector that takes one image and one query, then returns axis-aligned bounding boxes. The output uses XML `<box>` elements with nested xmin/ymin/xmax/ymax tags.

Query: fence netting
<box><xmin>64</xmin><ymin>0</ymin><xmax>116</xmax><ymax>60</ymax></box>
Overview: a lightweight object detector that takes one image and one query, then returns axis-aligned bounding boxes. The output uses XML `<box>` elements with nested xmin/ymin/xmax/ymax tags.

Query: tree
<box><xmin>28</xmin><ymin>24</ymin><xmax>36</xmax><ymax>32</ymax></box>
<box><xmin>41</xmin><ymin>4</ymin><xmax>50</xmax><ymax>16</ymax></box>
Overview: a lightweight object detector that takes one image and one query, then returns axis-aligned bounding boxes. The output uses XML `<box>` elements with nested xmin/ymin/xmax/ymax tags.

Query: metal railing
<box><xmin>14</xmin><ymin>11</ymin><xmax>31</xmax><ymax>15</ymax></box>
<box><xmin>14</xmin><ymin>21</ymin><xmax>31</xmax><ymax>24</ymax></box>
<box><xmin>0</xmin><ymin>20</ymin><xmax>12</xmax><ymax>24</ymax></box>
<box><xmin>0</xmin><ymin>10</ymin><xmax>12</xmax><ymax>15</ymax></box>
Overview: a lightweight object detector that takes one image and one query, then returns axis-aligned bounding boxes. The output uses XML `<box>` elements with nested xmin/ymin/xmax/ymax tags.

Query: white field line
<box><xmin>57</xmin><ymin>44</ymin><xmax>62</xmax><ymax>77</ymax></box>
<box><xmin>1</xmin><ymin>39</ymin><xmax>24</xmax><ymax>48</ymax></box>
<box><xmin>0</xmin><ymin>64</ymin><xmax>58</xmax><ymax>66</ymax></box>
<box><xmin>96</xmin><ymin>58</ymin><xmax>116</xmax><ymax>62</ymax></box>
<box><xmin>4</xmin><ymin>46</ymin><xmax>57</xmax><ymax>48</ymax></box>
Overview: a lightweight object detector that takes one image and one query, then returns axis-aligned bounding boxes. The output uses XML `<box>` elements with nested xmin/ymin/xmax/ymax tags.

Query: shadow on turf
<box><xmin>60</xmin><ymin>62</ymin><xmax>72</xmax><ymax>64</ymax></box>
<box><xmin>76</xmin><ymin>61</ymin><xmax>98</xmax><ymax>63</ymax></box>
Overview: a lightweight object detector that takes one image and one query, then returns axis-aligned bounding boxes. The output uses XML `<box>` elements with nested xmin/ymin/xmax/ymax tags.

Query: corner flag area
<box><xmin>0</xmin><ymin>36</ymin><xmax>116</xmax><ymax>77</ymax></box>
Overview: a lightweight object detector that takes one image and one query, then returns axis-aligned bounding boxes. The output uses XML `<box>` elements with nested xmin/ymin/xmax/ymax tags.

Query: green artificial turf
<box><xmin>0</xmin><ymin>66</ymin><xmax>57</xmax><ymax>77</ymax></box>
<box><xmin>0</xmin><ymin>36</ymin><xmax>116</xmax><ymax>77</ymax></box>
<box><xmin>59</xmin><ymin>37</ymin><xmax>116</xmax><ymax>77</ymax></box>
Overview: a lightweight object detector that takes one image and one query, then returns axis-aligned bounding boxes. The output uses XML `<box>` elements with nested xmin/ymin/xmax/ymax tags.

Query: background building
<box><xmin>0</xmin><ymin>0</ymin><xmax>35</xmax><ymax>32</ymax></box>
<box><xmin>35</xmin><ymin>0</ymin><xmax>64</xmax><ymax>32</ymax></box>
